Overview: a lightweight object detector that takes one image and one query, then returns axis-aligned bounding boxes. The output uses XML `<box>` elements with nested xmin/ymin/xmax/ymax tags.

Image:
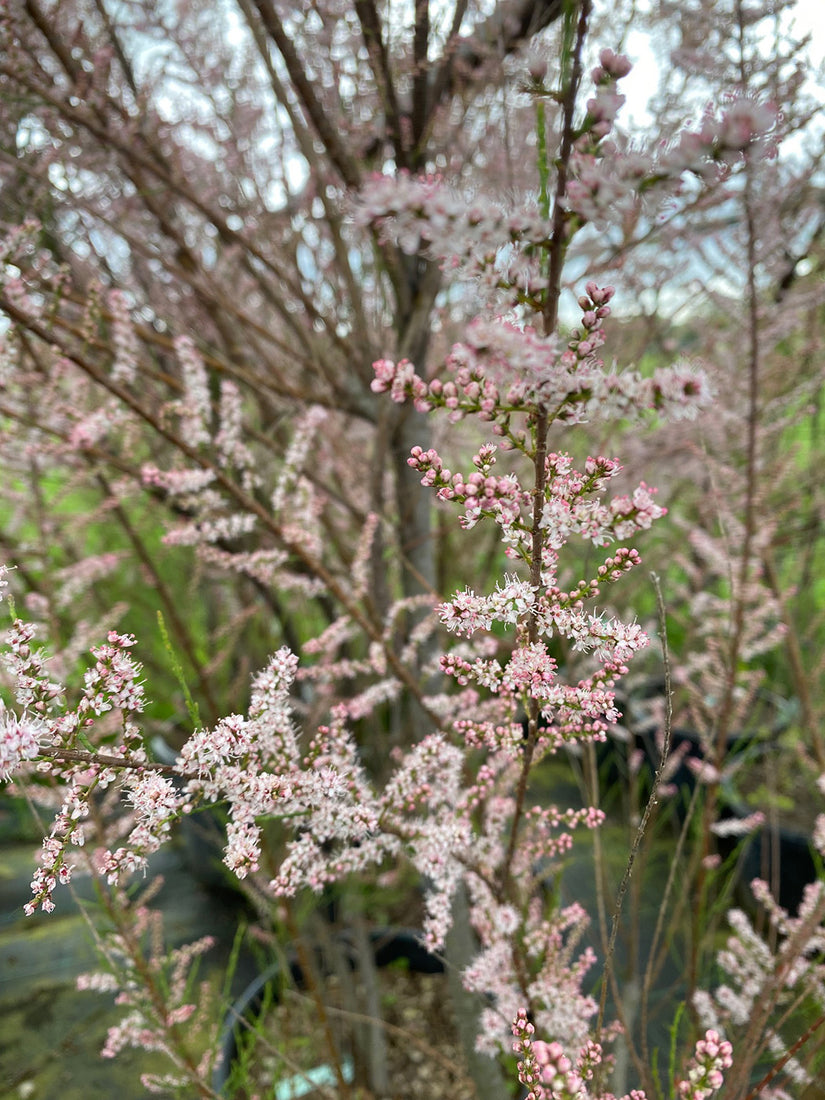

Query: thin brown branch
<box><xmin>354</xmin><ymin>0</ymin><xmax>407</xmax><ymax>168</ymax></box>
<box><xmin>499</xmin><ymin>0</ymin><xmax>592</xmax><ymax>898</ymax></box>
<box><xmin>250</xmin><ymin>0</ymin><xmax>362</xmax><ymax>189</ymax></box>
<box><xmin>411</xmin><ymin>0</ymin><xmax>431</xmax><ymax>152</ymax></box>
<box><xmin>38</xmin><ymin>745</ymin><xmax>175</xmax><ymax>774</ymax></box>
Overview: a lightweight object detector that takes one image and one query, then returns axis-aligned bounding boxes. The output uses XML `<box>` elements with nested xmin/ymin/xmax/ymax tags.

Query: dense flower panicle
<box><xmin>373</xmin><ymin>316</ymin><xmax>711</xmax><ymax>435</ymax></box>
<box><xmin>677</xmin><ymin>1031</ymin><xmax>734</xmax><ymax>1100</ymax></box>
<box><xmin>439</xmin><ymin>579</ymin><xmax>647</xmax><ymax>665</ymax></box>
<box><xmin>3</xmin><ymin>618</ymin><xmax>65</xmax><ymax>713</ymax></box>
<box><xmin>77</xmin><ymin>910</ymin><xmax>216</xmax><ymax>1079</ymax></box>
<box><xmin>439</xmin><ymin>576</ymin><xmax>536</xmax><ymax>635</ymax></box>
<box><xmin>441</xmin><ymin>641</ymin><xmax>621</xmax><ymax>746</ymax></box>
<box><xmin>0</xmin><ymin>707</ymin><xmax>43</xmax><ymax>779</ymax></box>
<box><xmin>214</xmin><ymin>378</ymin><xmax>256</xmax><ymax>479</ymax></box>
<box><xmin>141</xmin><ymin>465</ymin><xmax>217</xmax><ymax>495</ymax></box>
<box><xmin>99</xmin><ymin>771</ymin><xmax>185</xmax><ymax>886</ymax></box>
<box><xmin>108</xmin><ymin>289</ymin><xmax>139</xmax><ymax>385</ymax></box>
<box><xmin>126</xmin><ymin>773</ymin><xmax>182</xmax><ymax>839</ymax></box>
<box><xmin>81</xmin><ymin>632</ymin><xmax>146</xmax><ymax>716</ymax></box>
<box><xmin>161</xmin><ymin>510</ymin><xmax>258</xmax><ymax>547</ymax></box>
<box><xmin>174</xmin><ymin>335</ymin><xmax>212</xmax><ymax>447</ymax></box>
<box><xmin>502</xmin><ymin>642</ymin><xmax>558</xmax><ymax>695</ymax></box>
<box><xmin>370</xmin><ymin>263</ymin><xmax>672</xmax><ymax>1059</ymax></box>
<box><xmin>248</xmin><ymin>646</ymin><xmax>299</xmax><ymax>721</ymax></box>
<box><xmin>175</xmin><ymin>653</ymin><xmax>302</xmax><ymax>879</ymax></box>
<box><xmin>357</xmin><ymin>172</ymin><xmax>553</xmax><ymax>278</ymax></box>
<box><xmin>271</xmin><ymin>405</ymin><xmax>327</xmax><ymax>515</ymax></box>
<box><xmin>412</xmin><ymin>444</ymin><xmax>661</xmax><ymax>563</ymax></box>
<box><xmin>1</xmin><ymin>625</ymin><xmax>169</xmax><ymax>910</ymax></box>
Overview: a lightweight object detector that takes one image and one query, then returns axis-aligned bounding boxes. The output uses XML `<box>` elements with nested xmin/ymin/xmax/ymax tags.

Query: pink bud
<box><xmin>598</xmin><ymin>48</ymin><xmax>632</xmax><ymax>78</ymax></box>
<box><xmin>529</xmin><ymin>58</ymin><xmax>548</xmax><ymax>82</ymax></box>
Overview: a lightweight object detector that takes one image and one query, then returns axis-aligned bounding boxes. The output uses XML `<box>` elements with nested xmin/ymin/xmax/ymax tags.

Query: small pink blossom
<box><xmin>0</xmin><ymin>708</ymin><xmax>43</xmax><ymax>779</ymax></box>
<box><xmin>678</xmin><ymin>1030</ymin><xmax>733</xmax><ymax>1099</ymax></box>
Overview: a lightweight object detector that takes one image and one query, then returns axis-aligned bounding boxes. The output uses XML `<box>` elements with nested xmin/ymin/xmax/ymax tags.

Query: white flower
<box><xmin>0</xmin><ymin>709</ymin><xmax>43</xmax><ymax>779</ymax></box>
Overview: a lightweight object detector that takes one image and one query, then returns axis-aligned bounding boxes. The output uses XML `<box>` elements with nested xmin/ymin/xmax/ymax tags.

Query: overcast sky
<box><xmin>619</xmin><ymin>0</ymin><xmax>824</xmax><ymax>128</ymax></box>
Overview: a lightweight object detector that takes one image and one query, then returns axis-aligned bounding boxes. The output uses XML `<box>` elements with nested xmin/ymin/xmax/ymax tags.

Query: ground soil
<box><xmin>239</xmin><ymin>965</ymin><xmax>478</xmax><ymax>1100</ymax></box>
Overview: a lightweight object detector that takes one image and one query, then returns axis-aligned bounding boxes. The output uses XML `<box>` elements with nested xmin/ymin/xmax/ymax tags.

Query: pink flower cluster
<box><xmin>78</xmin><ymin>905</ymin><xmax>216</xmax><ymax>1092</ymax></box>
<box><xmin>176</xmin><ymin>651</ymin><xmax>302</xmax><ymax>878</ymax></box>
<box><xmin>564</xmin><ymin>49</ymin><xmax>778</xmax><ymax>226</ymax></box>
<box><xmin>357</xmin><ymin>174</ymin><xmax>556</xmax><ymax>307</ymax></box>
<box><xmin>24</xmin><ymin>783</ymin><xmax>89</xmax><ymax>914</ymax></box>
<box><xmin>587</xmin><ymin>49</ymin><xmax>633</xmax><ymax>133</ymax></box>
<box><xmin>174</xmin><ymin>335</ymin><xmax>212</xmax><ymax>447</ymax></box>
<box><xmin>81</xmin><ymin>631</ymin><xmax>146</xmax><ymax>717</ymax></box>
<box><xmin>363</xmin><ymin>164</ymin><xmax>689</xmax><ymax>1055</ymax></box>
<box><xmin>357</xmin><ymin>171</ymin><xmax>553</xmax><ymax>263</ymax></box>
<box><xmin>513</xmin><ymin>1011</ymin><xmax>613</xmax><ymax>1100</ymax></box>
<box><xmin>99</xmin><ymin>772</ymin><xmax>183</xmax><ymax>885</ymax></box>
<box><xmin>677</xmin><ymin>1031</ymin><xmax>734</xmax><ymax>1100</ymax></box>
<box><xmin>409</xmin><ymin>443</ymin><xmax>528</xmax><ymax>545</ymax></box>
<box><xmin>215</xmin><ymin>378</ymin><xmax>256</xmax><ymax>482</ymax></box>
<box><xmin>0</xmin><ymin>707</ymin><xmax>43</xmax><ymax>779</ymax></box>
<box><xmin>0</xmin><ymin>617</ymin><xmax>165</xmax><ymax>910</ymax></box>
<box><xmin>566</xmin><ymin>283</ymin><xmax>614</xmax><ymax>362</ymax></box>
<box><xmin>3</xmin><ymin>617</ymin><xmax>65</xmax><ymax>714</ymax></box>
<box><xmin>372</xmin><ymin>290</ymin><xmax>711</xmax><ymax>433</ymax></box>
<box><xmin>108</xmin><ymin>289</ymin><xmax>139</xmax><ymax>386</ymax></box>
<box><xmin>512</xmin><ymin>1012</ymin><xmax>732</xmax><ymax>1100</ymax></box>
<box><xmin>693</xmin><ymin>880</ymin><xmax>825</xmax><ymax>1092</ymax></box>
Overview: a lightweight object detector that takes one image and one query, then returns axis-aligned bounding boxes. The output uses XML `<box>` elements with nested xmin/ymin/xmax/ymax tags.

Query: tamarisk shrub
<box><xmin>0</xmin><ymin>0</ymin><xmax>581</xmax><ymax>747</ymax></box>
<box><xmin>2</xmin><ymin>2</ymin><xmax>825</xmax><ymax>1098</ymax></box>
<box><xmin>580</xmin><ymin>0</ymin><xmax>825</xmax><ymax>768</ymax></box>
<box><xmin>568</xmin><ymin>6</ymin><xmax>825</xmax><ymax>1048</ymax></box>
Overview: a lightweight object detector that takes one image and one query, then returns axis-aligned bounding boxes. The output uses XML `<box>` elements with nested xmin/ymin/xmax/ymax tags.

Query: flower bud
<box><xmin>528</xmin><ymin>58</ymin><xmax>548</xmax><ymax>82</ymax></box>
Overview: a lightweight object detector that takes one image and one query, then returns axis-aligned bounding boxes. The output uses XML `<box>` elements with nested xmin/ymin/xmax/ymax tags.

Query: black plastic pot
<box><xmin>212</xmin><ymin>928</ymin><xmax>444</xmax><ymax>1097</ymax></box>
<box><xmin>716</xmin><ymin>800</ymin><xmax>819</xmax><ymax>917</ymax></box>
<box><xmin>596</xmin><ymin>707</ymin><xmax>820</xmax><ymax>916</ymax></box>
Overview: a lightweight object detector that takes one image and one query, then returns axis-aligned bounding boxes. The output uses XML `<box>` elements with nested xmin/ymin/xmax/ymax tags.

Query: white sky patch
<box><xmin>619</xmin><ymin>0</ymin><xmax>825</xmax><ymax>129</ymax></box>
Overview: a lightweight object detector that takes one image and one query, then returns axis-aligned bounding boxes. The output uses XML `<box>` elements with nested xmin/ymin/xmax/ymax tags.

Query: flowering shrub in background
<box><xmin>2</xmin><ymin>0</ymin><xmax>825</xmax><ymax>1097</ymax></box>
